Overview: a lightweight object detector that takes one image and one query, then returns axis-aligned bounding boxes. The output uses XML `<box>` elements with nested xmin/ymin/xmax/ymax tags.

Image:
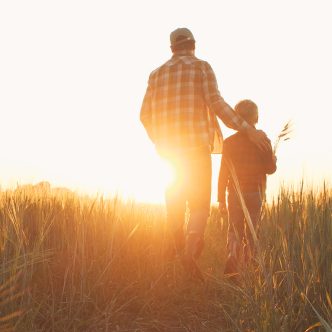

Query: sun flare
<box><xmin>124</xmin><ymin>156</ymin><xmax>175</xmax><ymax>203</ymax></box>
<box><xmin>98</xmin><ymin>153</ymin><xmax>176</xmax><ymax>204</ymax></box>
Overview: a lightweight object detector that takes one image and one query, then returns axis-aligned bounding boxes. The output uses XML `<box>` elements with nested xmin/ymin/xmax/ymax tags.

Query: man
<box><xmin>140</xmin><ymin>27</ymin><xmax>268</xmax><ymax>278</ymax></box>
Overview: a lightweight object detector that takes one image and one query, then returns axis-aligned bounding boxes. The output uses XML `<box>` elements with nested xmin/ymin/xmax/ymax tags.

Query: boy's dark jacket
<box><xmin>218</xmin><ymin>131</ymin><xmax>277</xmax><ymax>202</ymax></box>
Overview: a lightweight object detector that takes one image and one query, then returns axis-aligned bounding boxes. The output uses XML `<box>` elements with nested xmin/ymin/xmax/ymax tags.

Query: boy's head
<box><xmin>234</xmin><ymin>99</ymin><xmax>259</xmax><ymax>126</ymax></box>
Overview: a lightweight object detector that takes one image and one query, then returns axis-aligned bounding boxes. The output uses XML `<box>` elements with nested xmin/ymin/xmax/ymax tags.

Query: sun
<box><xmin>123</xmin><ymin>155</ymin><xmax>175</xmax><ymax>203</ymax></box>
<box><xmin>91</xmin><ymin>152</ymin><xmax>176</xmax><ymax>204</ymax></box>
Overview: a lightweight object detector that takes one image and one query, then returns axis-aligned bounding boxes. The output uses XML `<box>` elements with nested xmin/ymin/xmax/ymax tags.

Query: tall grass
<box><xmin>0</xmin><ymin>184</ymin><xmax>331</xmax><ymax>331</ymax></box>
<box><xmin>215</xmin><ymin>183</ymin><xmax>332</xmax><ymax>331</ymax></box>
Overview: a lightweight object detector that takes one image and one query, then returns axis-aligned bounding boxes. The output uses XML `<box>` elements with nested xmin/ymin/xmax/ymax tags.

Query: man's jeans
<box><xmin>165</xmin><ymin>147</ymin><xmax>211</xmax><ymax>256</ymax></box>
<box><xmin>227</xmin><ymin>191</ymin><xmax>263</xmax><ymax>256</ymax></box>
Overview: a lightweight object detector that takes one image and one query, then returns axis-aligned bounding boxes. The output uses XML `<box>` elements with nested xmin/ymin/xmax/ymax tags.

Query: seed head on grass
<box><xmin>273</xmin><ymin>120</ymin><xmax>293</xmax><ymax>154</ymax></box>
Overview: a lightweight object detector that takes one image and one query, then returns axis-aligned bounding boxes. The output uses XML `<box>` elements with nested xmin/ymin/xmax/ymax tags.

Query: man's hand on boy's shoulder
<box><xmin>246</xmin><ymin>127</ymin><xmax>271</xmax><ymax>152</ymax></box>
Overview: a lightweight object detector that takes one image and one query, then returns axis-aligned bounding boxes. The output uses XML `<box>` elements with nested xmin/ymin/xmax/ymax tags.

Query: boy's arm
<box><xmin>261</xmin><ymin>137</ymin><xmax>277</xmax><ymax>174</ymax></box>
<box><xmin>218</xmin><ymin>147</ymin><xmax>230</xmax><ymax>210</ymax></box>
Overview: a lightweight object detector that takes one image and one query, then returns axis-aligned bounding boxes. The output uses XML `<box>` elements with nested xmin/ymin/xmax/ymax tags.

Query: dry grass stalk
<box><xmin>226</xmin><ymin>159</ymin><xmax>258</xmax><ymax>246</ymax></box>
<box><xmin>273</xmin><ymin>120</ymin><xmax>293</xmax><ymax>154</ymax></box>
<box><xmin>0</xmin><ymin>270</ymin><xmax>24</xmax><ymax>331</ymax></box>
<box><xmin>0</xmin><ymin>184</ymin><xmax>331</xmax><ymax>330</ymax></box>
<box><xmin>225</xmin><ymin>158</ymin><xmax>273</xmax><ymax>300</ymax></box>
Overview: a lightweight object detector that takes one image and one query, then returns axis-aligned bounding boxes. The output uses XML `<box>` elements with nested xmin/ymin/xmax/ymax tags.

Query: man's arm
<box><xmin>201</xmin><ymin>63</ymin><xmax>248</xmax><ymax>131</ymax></box>
<box><xmin>201</xmin><ymin>62</ymin><xmax>270</xmax><ymax>151</ymax></box>
<box><xmin>246</xmin><ymin>126</ymin><xmax>271</xmax><ymax>152</ymax></box>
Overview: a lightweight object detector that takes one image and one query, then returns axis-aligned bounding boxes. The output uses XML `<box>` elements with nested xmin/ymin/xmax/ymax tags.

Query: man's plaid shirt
<box><xmin>140</xmin><ymin>50</ymin><xmax>249</xmax><ymax>154</ymax></box>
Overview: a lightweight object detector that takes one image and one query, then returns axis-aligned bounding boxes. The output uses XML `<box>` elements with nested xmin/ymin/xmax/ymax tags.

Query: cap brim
<box><xmin>171</xmin><ymin>37</ymin><xmax>195</xmax><ymax>47</ymax></box>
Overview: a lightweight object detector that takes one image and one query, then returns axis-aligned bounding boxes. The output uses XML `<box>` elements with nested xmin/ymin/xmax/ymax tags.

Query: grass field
<box><xmin>0</xmin><ymin>183</ymin><xmax>331</xmax><ymax>331</ymax></box>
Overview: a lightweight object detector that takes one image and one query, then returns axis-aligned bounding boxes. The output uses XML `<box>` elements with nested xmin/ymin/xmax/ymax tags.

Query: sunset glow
<box><xmin>0</xmin><ymin>0</ymin><xmax>331</xmax><ymax>202</ymax></box>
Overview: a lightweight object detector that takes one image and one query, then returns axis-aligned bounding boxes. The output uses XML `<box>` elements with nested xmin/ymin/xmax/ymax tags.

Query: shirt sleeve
<box><xmin>140</xmin><ymin>77</ymin><xmax>155</xmax><ymax>142</ymax></box>
<box><xmin>218</xmin><ymin>144</ymin><xmax>230</xmax><ymax>202</ymax></box>
<box><xmin>261</xmin><ymin>138</ymin><xmax>277</xmax><ymax>174</ymax></box>
<box><xmin>201</xmin><ymin>62</ymin><xmax>249</xmax><ymax>132</ymax></box>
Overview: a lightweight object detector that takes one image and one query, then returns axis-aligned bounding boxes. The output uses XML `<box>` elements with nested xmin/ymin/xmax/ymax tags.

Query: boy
<box><xmin>218</xmin><ymin>100</ymin><xmax>277</xmax><ymax>272</ymax></box>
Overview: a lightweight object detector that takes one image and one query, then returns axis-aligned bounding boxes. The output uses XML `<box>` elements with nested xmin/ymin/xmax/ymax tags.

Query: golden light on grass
<box><xmin>0</xmin><ymin>179</ymin><xmax>331</xmax><ymax>330</ymax></box>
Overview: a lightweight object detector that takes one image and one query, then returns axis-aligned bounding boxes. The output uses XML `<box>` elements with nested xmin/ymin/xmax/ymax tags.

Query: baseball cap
<box><xmin>170</xmin><ymin>28</ymin><xmax>195</xmax><ymax>47</ymax></box>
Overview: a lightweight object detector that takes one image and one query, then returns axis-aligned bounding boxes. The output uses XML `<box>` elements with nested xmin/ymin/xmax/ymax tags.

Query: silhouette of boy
<box><xmin>218</xmin><ymin>100</ymin><xmax>277</xmax><ymax>272</ymax></box>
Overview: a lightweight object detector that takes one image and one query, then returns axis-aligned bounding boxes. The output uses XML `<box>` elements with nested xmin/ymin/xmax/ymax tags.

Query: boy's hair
<box><xmin>234</xmin><ymin>99</ymin><xmax>258</xmax><ymax>125</ymax></box>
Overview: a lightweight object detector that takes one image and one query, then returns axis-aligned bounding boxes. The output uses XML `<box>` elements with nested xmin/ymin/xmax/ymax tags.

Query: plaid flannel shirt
<box><xmin>140</xmin><ymin>51</ymin><xmax>249</xmax><ymax>154</ymax></box>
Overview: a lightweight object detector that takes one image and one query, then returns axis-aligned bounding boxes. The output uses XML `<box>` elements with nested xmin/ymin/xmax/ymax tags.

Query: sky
<box><xmin>0</xmin><ymin>0</ymin><xmax>331</xmax><ymax>203</ymax></box>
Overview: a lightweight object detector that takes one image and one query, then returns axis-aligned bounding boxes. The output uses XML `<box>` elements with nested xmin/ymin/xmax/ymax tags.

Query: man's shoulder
<box><xmin>191</xmin><ymin>57</ymin><xmax>212</xmax><ymax>69</ymax></box>
<box><xmin>149</xmin><ymin>59</ymin><xmax>171</xmax><ymax>77</ymax></box>
<box><xmin>153</xmin><ymin>56</ymin><xmax>210</xmax><ymax>70</ymax></box>
<box><xmin>148</xmin><ymin>56</ymin><xmax>213</xmax><ymax>82</ymax></box>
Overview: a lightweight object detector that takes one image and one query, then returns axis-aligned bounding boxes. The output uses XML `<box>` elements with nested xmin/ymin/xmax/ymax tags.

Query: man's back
<box><xmin>141</xmin><ymin>51</ymin><xmax>220</xmax><ymax>153</ymax></box>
